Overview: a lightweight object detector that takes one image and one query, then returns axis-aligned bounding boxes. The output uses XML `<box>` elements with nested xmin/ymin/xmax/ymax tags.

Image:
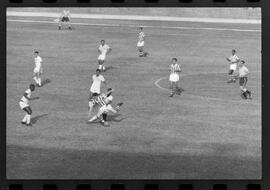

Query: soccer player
<box><xmin>89</xmin><ymin>69</ymin><xmax>106</xmax><ymax>102</ymax></box>
<box><xmin>137</xmin><ymin>27</ymin><xmax>149</xmax><ymax>57</ymax></box>
<box><xmin>33</xmin><ymin>51</ymin><xmax>43</xmax><ymax>87</ymax></box>
<box><xmin>88</xmin><ymin>88</ymin><xmax>121</xmax><ymax>126</ymax></box>
<box><xmin>19</xmin><ymin>84</ymin><xmax>39</xmax><ymax>126</ymax></box>
<box><xmin>58</xmin><ymin>9</ymin><xmax>72</xmax><ymax>30</ymax></box>
<box><xmin>237</xmin><ymin>60</ymin><xmax>252</xmax><ymax>99</ymax></box>
<box><xmin>226</xmin><ymin>49</ymin><xmax>240</xmax><ymax>83</ymax></box>
<box><xmin>98</xmin><ymin>40</ymin><xmax>111</xmax><ymax>72</ymax></box>
<box><xmin>169</xmin><ymin>58</ymin><xmax>182</xmax><ymax>97</ymax></box>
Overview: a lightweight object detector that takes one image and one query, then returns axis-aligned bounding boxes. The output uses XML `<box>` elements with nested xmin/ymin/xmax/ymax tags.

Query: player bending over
<box><xmin>169</xmin><ymin>58</ymin><xmax>182</xmax><ymax>97</ymax></box>
<box><xmin>88</xmin><ymin>88</ymin><xmax>123</xmax><ymax>126</ymax></box>
<box><xmin>226</xmin><ymin>49</ymin><xmax>240</xmax><ymax>83</ymax></box>
<box><xmin>33</xmin><ymin>51</ymin><xmax>43</xmax><ymax>87</ymax></box>
<box><xmin>19</xmin><ymin>84</ymin><xmax>39</xmax><ymax>126</ymax></box>
<box><xmin>98</xmin><ymin>40</ymin><xmax>111</xmax><ymax>72</ymax></box>
<box><xmin>137</xmin><ymin>27</ymin><xmax>149</xmax><ymax>57</ymax></box>
<box><xmin>237</xmin><ymin>60</ymin><xmax>252</xmax><ymax>100</ymax></box>
<box><xmin>58</xmin><ymin>9</ymin><xmax>72</xmax><ymax>30</ymax></box>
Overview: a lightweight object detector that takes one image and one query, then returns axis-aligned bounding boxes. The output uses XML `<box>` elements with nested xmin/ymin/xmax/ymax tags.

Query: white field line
<box><xmin>154</xmin><ymin>71</ymin><xmax>261</xmax><ymax>105</ymax></box>
<box><xmin>7</xmin><ymin>19</ymin><xmax>261</xmax><ymax>33</ymax></box>
<box><xmin>7</xmin><ymin>11</ymin><xmax>261</xmax><ymax>24</ymax></box>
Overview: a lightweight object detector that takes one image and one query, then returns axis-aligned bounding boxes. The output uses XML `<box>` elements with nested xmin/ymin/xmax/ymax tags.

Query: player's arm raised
<box><xmin>226</xmin><ymin>57</ymin><xmax>231</xmax><ymax>62</ymax></box>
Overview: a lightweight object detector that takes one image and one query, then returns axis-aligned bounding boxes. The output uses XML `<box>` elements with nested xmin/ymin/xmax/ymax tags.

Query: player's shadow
<box><xmin>104</xmin><ymin>66</ymin><xmax>116</xmax><ymax>72</ymax></box>
<box><xmin>31</xmin><ymin>114</ymin><xmax>49</xmax><ymax>124</ymax></box>
<box><xmin>41</xmin><ymin>78</ymin><xmax>51</xmax><ymax>87</ymax></box>
<box><xmin>107</xmin><ymin>113</ymin><xmax>127</xmax><ymax>123</ymax></box>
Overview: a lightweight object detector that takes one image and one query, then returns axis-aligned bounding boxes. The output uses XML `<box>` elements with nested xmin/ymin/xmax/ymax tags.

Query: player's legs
<box><xmin>37</xmin><ymin>72</ymin><xmax>42</xmax><ymax>87</ymax></box>
<box><xmin>33</xmin><ymin>72</ymin><xmax>39</xmax><ymax>85</ymax></box>
<box><xmin>98</xmin><ymin>59</ymin><xmax>105</xmax><ymax>71</ymax></box>
<box><xmin>239</xmin><ymin>77</ymin><xmax>251</xmax><ymax>99</ymax></box>
<box><xmin>22</xmin><ymin>106</ymin><xmax>32</xmax><ymax>126</ymax></box>
<box><xmin>169</xmin><ymin>82</ymin><xmax>176</xmax><ymax>97</ymax></box>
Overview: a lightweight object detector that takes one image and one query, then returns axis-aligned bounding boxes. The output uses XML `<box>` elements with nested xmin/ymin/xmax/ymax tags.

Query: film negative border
<box><xmin>1</xmin><ymin>0</ymin><xmax>269</xmax><ymax>190</ymax></box>
<box><xmin>2</xmin><ymin>0</ymin><xmax>262</xmax><ymax>6</ymax></box>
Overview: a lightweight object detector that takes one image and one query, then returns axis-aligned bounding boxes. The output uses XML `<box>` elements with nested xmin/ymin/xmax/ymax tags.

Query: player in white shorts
<box><xmin>169</xmin><ymin>58</ymin><xmax>182</xmax><ymax>97</ymax></box>
<box><xmin>98</xmin><ymin>40</ymin><xmax>111</xmax><ymax>72</ymax></box>
<box><xmin>33</xmin><ymin>51</ymin><xmax>43</xmax><ymax>87</ymax></box>
<box><xmin>88</xmin><ymin>88</ymin><xmax>123</xmax><ymax>127</ymax></box>
<box><xmin>58</xmin><ymin>9</ymin><xmax>72</xmax><ymax>30</ymax></box>
<box><xmin>226</xmin><ymin>49</ymin><xmax>240</xmax><ymax>83</ymax></box>
<box><xmin>88</xmin><ymin>69</ymin><xmax>106</xmax><ymax>116</ymax></box>
<box><xmin>137</xmin><ymin>27</ymin><xmax>149</xmax><ymax>57</ymax></box>
<box><xmin>237</xmin><ymin>60</ymin><xmax>252</xmax><ymax>99</ymax></box>
<box><xmin>19</xmin><ymin>84</ymin><xmax>39</xmax><ymax>126</ymax></box>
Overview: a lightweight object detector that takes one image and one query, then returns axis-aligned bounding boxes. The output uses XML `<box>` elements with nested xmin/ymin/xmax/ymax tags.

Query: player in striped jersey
<box><xmin>88</xmin><ymin>88</ymin><xmax>120</xmax><ymax>126</ymax></box>
<box><xmin>169</xmin><ymin>58</ymin><xmax>182</xmax><ymax>97</ymax></box>
<box><xmin>137</xmin><ymin>27</ymin><xmax>149</xmax><ymax>57</ymax></box>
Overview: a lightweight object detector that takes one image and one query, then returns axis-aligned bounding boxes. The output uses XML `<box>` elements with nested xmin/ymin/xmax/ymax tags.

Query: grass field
<box><xmin>6</xmin><ymin>16</ymin><xmax>261</xmax><ymax>179</ymax></box>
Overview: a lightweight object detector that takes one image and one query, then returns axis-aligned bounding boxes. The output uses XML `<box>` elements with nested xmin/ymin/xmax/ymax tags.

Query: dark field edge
<box><xmin>0</xmin><ymin>1</ymin><xmax>267</xmax><ymax>190</ymax></box>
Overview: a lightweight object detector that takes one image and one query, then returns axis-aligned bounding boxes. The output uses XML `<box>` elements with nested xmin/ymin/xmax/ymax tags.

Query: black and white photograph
<box><xmin>6</xmin><ymin>7</ymin><xmax>261</xmax><ymax>179</ymax></box>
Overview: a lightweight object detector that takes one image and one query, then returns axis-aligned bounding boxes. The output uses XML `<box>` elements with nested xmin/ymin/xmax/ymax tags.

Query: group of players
<box><xmin>18</xmin><ymin>10</ymin><xmax>253</xmax><ymax>127</ymax></box>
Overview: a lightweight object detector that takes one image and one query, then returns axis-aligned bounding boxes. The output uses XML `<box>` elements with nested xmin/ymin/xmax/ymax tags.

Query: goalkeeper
<box><xmin>88</xmin><ymin>88</ymin><xmax>124</xmax><ymax>126</ymax></box>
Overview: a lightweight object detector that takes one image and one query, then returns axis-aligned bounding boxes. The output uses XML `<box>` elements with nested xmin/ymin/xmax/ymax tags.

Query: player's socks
<box><xmin>89</xmin><ymin>115</ymin><xmax>97</xmax><ymax>122</ymax></box>
<box><xmin>26</xmin><ymin>114</ymin><xmax>31</xmax><ymax>125</ymax></box>
<box><xmin>38</xmin><ymin>78</ymin><xmax>42</xmax><ymax>86</ymax></box>
<box><xmin>102</xmin><ymin>114</ymin><xmax>107</xmax><ymax>121</ymax></box>
<box><xmin>33</xmin><ymin>76</ymin><xmax>39</xmax><ymax>84</ymax></box>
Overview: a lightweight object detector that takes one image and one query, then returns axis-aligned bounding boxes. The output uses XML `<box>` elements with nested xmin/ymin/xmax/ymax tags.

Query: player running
<box><xmin>137</xmin><ymin>27</ymin><xmax>149</xmax><ymax>57</ymax></box>
<box><xmin>237</xmin><ymin>60</ymin><xmax>252</xmax><ymax>100</ymax></box>
<box><xmin>33</xmin><ymin>51</ymin><xmax>43</xmax><ymax>87</ymax></box>
<box><xmin>98</xmin><ymin>40</ymin><xmax>112</xmax><ymax>72</ymax></box>
<box><xmin>19</xmin><ymin>84</ymin><xmax>39</xmax><ymax>126</ymax></box>
<box><xmin>169</xmin><ymin>58</ymin><xmax>182</xmax><ymax>97</ymax></box>
<box><xmin>88</xmin><ymin>88</ymin><xmax>123</xmax><ymax>127</ymax></box>
<box><xmin>58</xmin><ymin>9</ymin><xmax>72</xmax><ymax>30</ymax></box>
<box><xmin>226</xmin><ymin>49</ymin><xmax>240</xmax><ymax>83</ymax></box>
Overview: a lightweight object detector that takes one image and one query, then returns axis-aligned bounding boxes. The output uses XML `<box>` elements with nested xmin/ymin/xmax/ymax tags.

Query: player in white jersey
<box><xmin>169</xmin><ymin>58</ymin><xmax>182</xmax><ymax>97</ymax></box>
<box><xmin>19</xmin><ymin>84</ymin><xmax>39</xmax><ymax>126</ymax></box>
<box><xmin>237</xmin><ymin>60</ymin><xmax>252</xmax><ymax>99</ymax></box>
<box><xmin>137</xmin><ymin>27</ymin><xmax>149</xmax><ymax>57</ymax></box>
<box><xmin>58</xmin><ymin>9</ymin><xmax>72</xmax><ymax>30</ymax></box>
<box><xmin>88</xmin><ymin>69</ymin><xmax>106</xmax><ymax>116</ymax></box>
<box><xmin>33</xmin><ymin>51</ymin><xmax>43</xmax><ymax>87</ymax></box>
<box><xmin>226</xmin><ymin>49</ymin><xmax>240</xmax><ymax>83</ymax></box>
<box><xmin>98</xmin><ymin>40</ymin><xmax>111</xmax><ymax>72</ymax></box>
<box><xmin>88</xmin><ymin>88</ymin><xmax>123</xmax><ymax>126</ymax></box>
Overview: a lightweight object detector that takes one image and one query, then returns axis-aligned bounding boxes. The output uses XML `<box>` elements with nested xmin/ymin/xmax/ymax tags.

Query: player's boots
<box><xmin>241</xmin><ymin>91</ymin><xmax>247</xmax><ymax>100</ymax></box>
<box><xmin>246</xmin><ymin>90</ymin><xmax>252</xmax><ymax>99</ymax></box>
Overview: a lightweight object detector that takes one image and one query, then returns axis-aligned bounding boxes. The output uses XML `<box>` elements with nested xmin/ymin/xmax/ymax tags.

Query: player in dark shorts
<box><xmin>58</xmin><ymin>10</ymin><xmax>72</xmax><ymax>30</ymax></box>
<box><xmin>238</xmin><ymin>60</ymin><xmax>252</xmax><ymax>99</ymax></box>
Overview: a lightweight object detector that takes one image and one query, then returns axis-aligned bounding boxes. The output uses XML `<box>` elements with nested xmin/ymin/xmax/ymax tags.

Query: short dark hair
<box><xmin>96</xmin><ymin>69</ymin><xmax>101</xmax><ymax>72</ymax></box>
<box><xmin>240</xmin><ymin>60</ymin><xmax>245</xmax><ymax>64</ymax></box>
<box><xmin>139</xmin><ymin>27</ymin><xmax>143</xmax><ymax>30</ymax></box>
<box><xmin>101</xmin><ymin>40</ymin><xmax>105</xmax><ymax>43</ymax></box>
<box><xmin>172</xmin><ymin>58</ymin><xmax>178</xmax><ymax>62</ymax></box>
<box><xmin>29</xmin><ymin>84</ymin><xmax>35</xmax><ymax>89</ymax></box>
<box><xmin>34</xmin><ymin>51</ymin><xmax>39</xmax><ymax>54</ymax></box>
